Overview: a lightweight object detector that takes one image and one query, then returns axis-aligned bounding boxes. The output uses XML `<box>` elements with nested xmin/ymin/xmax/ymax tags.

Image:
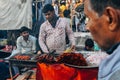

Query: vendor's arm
<box><xmin>65</xmin><ymin>20</ymin><xmax>75</xmax><ymax>50</ymax></box>
<box><xmin>39</xmin><ymin>25</ymin><xmax>49</xmax><ymax>53</ymax></box>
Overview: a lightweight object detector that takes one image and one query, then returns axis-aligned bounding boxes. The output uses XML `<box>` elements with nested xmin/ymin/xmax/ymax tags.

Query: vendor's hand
<box><xmin>37</xmin><ymin>51</ymin><xmax>41</xmax><ymax>55</ymax></box>
<box><xmin>39</xmin><ymin>53</ymin><xmax>55</xmax><ymax>63</ymax></box>
<box><xmin>46</xmin><ymin>54</ymin><xmax>54</xmax><ymax>61</ymax></box>
<box><xmin>64</xmin><ymin>45</ymin><xmax>75</xmax><ymax>53</ymax></box>
<box><xmin>40</xmin><ymin>53</ymin><xmax>48</xmax><ymax>59</ymax></box>
<box><xmin>70</xmin><ymin>45</ymin><xmax>75</xmax><ymax>52</ymax></box>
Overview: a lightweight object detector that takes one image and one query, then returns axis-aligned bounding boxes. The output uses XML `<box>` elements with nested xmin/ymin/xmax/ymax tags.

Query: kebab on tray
<box><xmin>36</xmin><ymin>49</ymin><xmax>88</xmax><ymax>66</ymax></box>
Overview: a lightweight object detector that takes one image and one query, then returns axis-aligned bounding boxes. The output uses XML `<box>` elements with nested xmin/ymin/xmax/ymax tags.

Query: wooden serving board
<box><xmin>15</xmin><ymin>70</ymin><xmax>36</xmax><ymax>80</ymax></box>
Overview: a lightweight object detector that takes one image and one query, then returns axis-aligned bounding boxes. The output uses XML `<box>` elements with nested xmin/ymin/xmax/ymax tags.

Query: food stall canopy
<box><xmin>0</xmin><ymin>0</ymin><xmax>32</xmax><ymax>30</ymax></box>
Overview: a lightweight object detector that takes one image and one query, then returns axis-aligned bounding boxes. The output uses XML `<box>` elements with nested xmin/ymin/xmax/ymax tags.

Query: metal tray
<box><xmin>9</xmin><ymin>59</ymin><xmax>37</xmax><ymax>67</ymax></box>
<box><xmin>9</xmin><ymin>54</ymin><xmax>39</xmax><ymax>67</ymax></box>
<box><xmin>64</xmin><ymin>63</ymin><xmax>98</xmax><ymax>69</ymax></box>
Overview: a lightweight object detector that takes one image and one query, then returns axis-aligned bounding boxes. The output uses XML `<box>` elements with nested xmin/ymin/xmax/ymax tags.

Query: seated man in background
<box><xmin>14</xmin><ymin>26</ymin><xmax>37</xmax><ymax>54</ymax></box>
<box><xmin>7</xmin><ymin>26</ymin><xmax>37</xmax><ymax>59</ymax></box>
<box><xmin>84</xmin><ymin>38</ymin><xmax>94</xmax><ymax>51</ymax></box>
<box><xmin>9</xmin><ymin>26</ymin><xmax>37</xmax><ymax>74</ymax></box>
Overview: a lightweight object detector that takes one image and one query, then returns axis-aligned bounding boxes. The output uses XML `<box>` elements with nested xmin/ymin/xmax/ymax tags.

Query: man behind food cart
<box><xmin>6</xmin><ymin>26</ymin><xmax>37</xmax><ymax>74</ymax></box>
<box><xmin>16</xmin><ymin>26</ymin><xmax>37</xmax><ymax>54</ymax></box>
<box><xmin>84</xmin><ymin>0</ymin><xmax>120</xmax><ymax>80</ymax></box>
<box><xmin>39</xmin><ymin>4</ymin><xmax>75</xmax><ymax>57</ymax></box>
<box><xmin>8</xmin><ymin>26</ymin><xmax>37</xmax><ymax>58</ymax></box>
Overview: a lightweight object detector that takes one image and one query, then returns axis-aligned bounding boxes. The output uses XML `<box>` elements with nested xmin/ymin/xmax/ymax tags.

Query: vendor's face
<box><xmin>44</xmin><ymin>11</ymin><xmax>54</xmax><ymax>21</ymax></box>
<box><xmin>84</xmin><ymin>0</ymin><xmax>113</xmax><ymax>51</ymax></box>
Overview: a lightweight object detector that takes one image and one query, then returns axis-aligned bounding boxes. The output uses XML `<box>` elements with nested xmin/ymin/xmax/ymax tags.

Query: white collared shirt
<box><xmin>16</xmin><ymin>35</ymin><xmax>36</xmax><ymax>54</ymax></box>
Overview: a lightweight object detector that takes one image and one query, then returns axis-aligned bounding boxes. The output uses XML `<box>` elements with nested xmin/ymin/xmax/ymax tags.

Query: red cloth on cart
<box><xmin>36</xmin><ymin>63</ymin><xmax>98</xmax><ymax>80</ymax></box>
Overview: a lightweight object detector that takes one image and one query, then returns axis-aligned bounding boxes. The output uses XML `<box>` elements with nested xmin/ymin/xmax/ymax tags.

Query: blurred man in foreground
<box><xmin>84</xmin><ymin>0</ymin><xmax>120</xmax><ymax>80</ymax></box>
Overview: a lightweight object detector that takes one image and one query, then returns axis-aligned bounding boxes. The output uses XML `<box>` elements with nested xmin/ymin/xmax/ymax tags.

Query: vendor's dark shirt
<box><xmin>107</xmin><ymin>43</ymin><xmax>120</xmax><ymax>54</ymax></box>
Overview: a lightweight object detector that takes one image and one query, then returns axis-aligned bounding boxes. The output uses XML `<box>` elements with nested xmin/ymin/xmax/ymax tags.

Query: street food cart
<box><xmin>35</xmin><ymin>50</ymin><xmax>108</xmax><ymax>80</ymax></box>
<box><xmin>2</xmin><ymin>43</ymin><xmax>107</xmax><ymax>80</ymax></box>
<box><xmin>36</xmin><ymin>51</ymin><xmax>99</xmax><ymax>80</ymax></box>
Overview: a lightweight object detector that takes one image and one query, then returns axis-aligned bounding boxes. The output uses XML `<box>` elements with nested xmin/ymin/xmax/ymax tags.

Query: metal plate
<box><xmin>9</xmin><ymin>59</ymin><xmax>37</xmax><ymax>67</ymax></box>
<box><xmin>64</xmin><ymin>63</ymin><xmax>98</xmax><ymax>68</ymax></box>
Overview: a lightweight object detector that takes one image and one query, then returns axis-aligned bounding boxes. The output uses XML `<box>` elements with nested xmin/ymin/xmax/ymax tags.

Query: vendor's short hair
<box><xmin>89</xmin><ymin>0</ymin><xmax>120</xmax><ymax>16</ymax></box>
<box><xmin>85</xmin><ymin>38</ymin><xmax>94</xmax><ymax>48</ymax></box>
<box><xmin>20</xmin><ymin>26</ymin><xmax>29</xmax><ymax>33</ymax></box>
<box><xmin>42</xmin><ymin>4</ymin><xmax>54</xmax><ymax>13</ymax></box>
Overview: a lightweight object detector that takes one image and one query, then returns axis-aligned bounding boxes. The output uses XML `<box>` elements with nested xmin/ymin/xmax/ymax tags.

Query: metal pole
<box><xmin>35</xmin><ymin>0</ymin><xmax>38</xmax><ymax>21</ymax></box>
<box><xmin>9</xmin><ymin>62</ymin><xmax>13</xmax><ymax>80</ymax></box>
